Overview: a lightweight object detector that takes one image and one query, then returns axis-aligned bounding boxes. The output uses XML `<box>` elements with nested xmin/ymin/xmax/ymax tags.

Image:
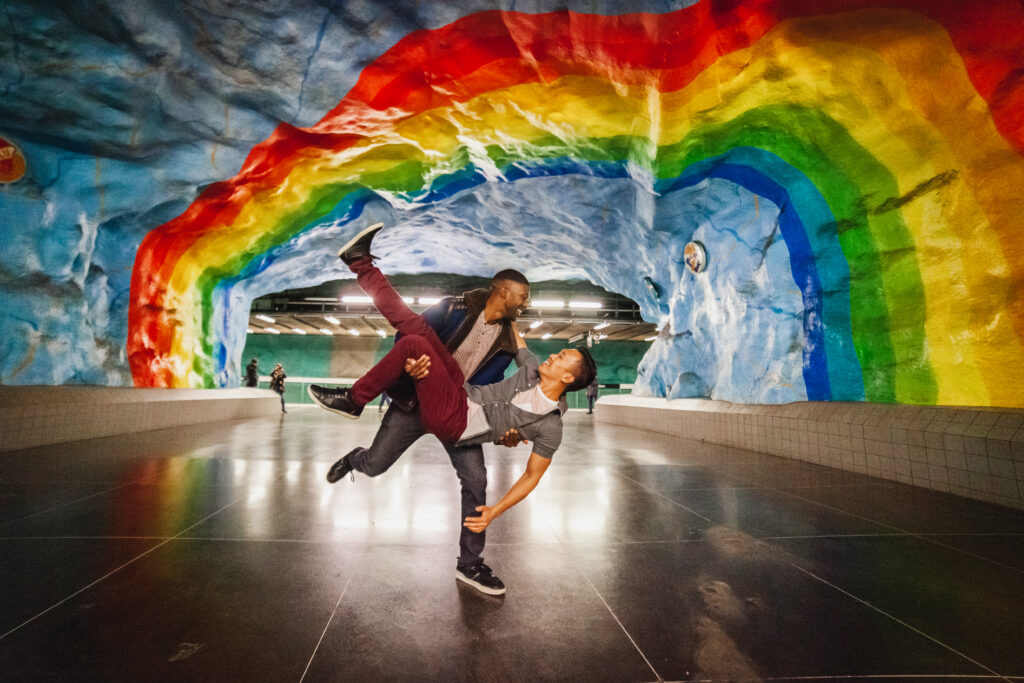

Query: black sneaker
<box><xmin>337</xmin><ymin>222</ymin><xmax>384</xmax><ymax>265</ymax></box>
<box><xmin>308</xmin><ymin>384</ymin><xmax>363</xmax><ymax>419</ymax></box>
<box><xmin>455</xmin><ymin>562</ymin><xmax>506</xmax><ymax>596</ymax></box>
<box><xmin>326</xmin><ymin>448</ymin><xmax>362</xmax><ymax>484</ymax></box>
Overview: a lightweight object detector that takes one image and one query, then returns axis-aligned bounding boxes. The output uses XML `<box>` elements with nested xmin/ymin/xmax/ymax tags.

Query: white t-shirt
<box><xmin>460</xmin><ymin>400</ymin><xmax>490</xmax><ymax>441</ymax></box>
<box><xmin>511</xmin><ymin>384</ymin><xmax>558</xmax><ymax>415</ymax></box>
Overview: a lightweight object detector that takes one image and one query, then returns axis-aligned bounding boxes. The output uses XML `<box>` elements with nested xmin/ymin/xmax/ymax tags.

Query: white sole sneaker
<box><xmin>455</xmin><ymin>569</ymin><xmax>506</xmax><ymax>596</ymax></box>
<box><xmin>337</xmin><ymin>222</ymin><xmax>385</xmax><ymax>260</ymax></box>
<box><xmin>307</xmin><ymin>385</ymin><xmax>362</xmax><ymax>419</ymax></box>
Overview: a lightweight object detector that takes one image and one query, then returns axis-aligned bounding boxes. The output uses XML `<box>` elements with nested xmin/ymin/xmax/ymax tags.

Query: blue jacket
<box><xmin>387</xmin><ymin>288</ymin><xmax>519</xmax><ymax>409</ymax></box>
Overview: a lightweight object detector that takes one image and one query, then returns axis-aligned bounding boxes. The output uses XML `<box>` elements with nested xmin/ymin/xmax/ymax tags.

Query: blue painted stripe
<box><xmin>222</xmin><ymin>153</ymin><xmax>864</xmax><ymax>402</ymax></box>
<box><xmin>656</xmin><ymin>148</ymin><xmax>863</xmax><ymax>400</ymax></box>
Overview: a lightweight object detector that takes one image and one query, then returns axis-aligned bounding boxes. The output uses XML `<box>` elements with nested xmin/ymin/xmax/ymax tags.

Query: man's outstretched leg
<box><xmin>325</xmin><ymin>402</ymin><xmax>424</xmax><ymax>484</ymax></box>
<box><xmin>311</xmin><ymin>224</ymin><xmax>467</xmax><ymax>439</ymax></box>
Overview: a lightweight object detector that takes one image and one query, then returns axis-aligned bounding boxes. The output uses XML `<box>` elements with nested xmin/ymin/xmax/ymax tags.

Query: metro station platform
<box><xmin>1</xmin><ymin>406</ymin><xmax>1022</xmax><ymax>681</ymax></box>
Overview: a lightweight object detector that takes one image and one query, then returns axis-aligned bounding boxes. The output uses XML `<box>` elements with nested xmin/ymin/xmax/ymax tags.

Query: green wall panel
<box><xmin>242</xmin><ymin>333</ymin><xmax>646</xmax><ymax>408</ymax></box>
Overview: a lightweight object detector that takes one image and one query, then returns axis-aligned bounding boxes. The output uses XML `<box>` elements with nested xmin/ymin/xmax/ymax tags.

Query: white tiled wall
<box><xmin>0</xmin><ymin>386</ymin><xmax>282</xmax><ymax>452</ymax></box>
<box><xmin>596</xmin><ymin>396</ymin><xmax>1024</xmax><ymax>510</ymax></box>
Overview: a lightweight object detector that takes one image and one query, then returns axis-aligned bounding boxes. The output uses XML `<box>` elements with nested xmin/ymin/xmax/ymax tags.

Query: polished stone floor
<box><xmin>1</xmin><ymin>406</ymin><xmax>1022</xmax><ymax>682</ymax></box>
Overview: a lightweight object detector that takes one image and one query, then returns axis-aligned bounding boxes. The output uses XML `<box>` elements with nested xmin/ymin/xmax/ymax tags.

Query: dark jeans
<box><xmin>349</xmin><ymin>259</ymin><xmax>468</xmax><ymax>444</ymax></box>
<box><xmin>348</xmin><ymin>405</ymin><xmax>488</xmax><ymax>568</ymax></box>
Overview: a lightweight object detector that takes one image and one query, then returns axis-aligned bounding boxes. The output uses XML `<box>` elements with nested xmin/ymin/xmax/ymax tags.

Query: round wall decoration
<box><xmin>0</xmin><ymin>136</ymin><xmax>26</xmax><ymax>184</ymax></box>
<box><xmin>684</xmin><ymin>241</ymin><xmax>707</xmax><ymax>274</ymax></box>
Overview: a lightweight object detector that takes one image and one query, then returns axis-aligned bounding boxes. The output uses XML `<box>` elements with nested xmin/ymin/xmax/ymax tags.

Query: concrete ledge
<box><xmin>0</xmin><ymin>386</ymin><xmax>283</xmax><ymax>452</ymax></box>
<box><xmin>595</xmin><ymin>395</ymin><xmax>1024</xmax><ymax>510</ymax></box>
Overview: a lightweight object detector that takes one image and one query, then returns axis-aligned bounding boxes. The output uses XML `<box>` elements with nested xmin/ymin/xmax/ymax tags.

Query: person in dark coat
<box><xmin>269</xmin><ymin>363</ymin><xmax>286</xmax><ymax>413</ymax></box>
<box><xmin>586</xmin><ymin>378</ymin><xmax>599</xmax><ymax>414</ymax></box>
<box><xmin>245</xmin><ymin>358</ymin><xmax>259</xmax><ymax>388</ymax></box>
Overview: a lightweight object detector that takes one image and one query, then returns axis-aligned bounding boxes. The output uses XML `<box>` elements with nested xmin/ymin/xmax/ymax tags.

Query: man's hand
<box><xmin>464</xmin><ymin>506</ymin><xmax>495</xmax><ymax>533</ymax></box>
<box><xmin>498</xmin><ymin>428</ymin><xmax>528</xmax><ymax>448</ymax></box>
<box><xmin>404</xmin><ymin>354</ymin><xmax>431</xmax><ymax>380</ymax></box>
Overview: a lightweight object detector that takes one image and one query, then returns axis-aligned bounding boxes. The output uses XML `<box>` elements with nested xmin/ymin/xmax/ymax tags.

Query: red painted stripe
<box><xmin>129</xmin><ymin>0</ymin><xmax>1024</xmax><ymax>386</ymax></box>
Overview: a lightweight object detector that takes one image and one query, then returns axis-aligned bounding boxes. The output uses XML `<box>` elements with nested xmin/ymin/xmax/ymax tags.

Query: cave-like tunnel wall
<box><xmin>1</xmin><ymin>1</ymin><xmax>1022</xmax><ymax>407</ymax></box>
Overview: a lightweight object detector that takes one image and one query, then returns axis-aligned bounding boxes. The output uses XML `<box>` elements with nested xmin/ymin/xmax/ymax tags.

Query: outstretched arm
<box><xmin>513</xmin><ymin>322</ymin><xmax>527</xmax><ymax>349</ymax></box>
<box><xmin>463</xmin><ymin>452</ymin><xmax>551</xmax><ymax>533</ymax></box>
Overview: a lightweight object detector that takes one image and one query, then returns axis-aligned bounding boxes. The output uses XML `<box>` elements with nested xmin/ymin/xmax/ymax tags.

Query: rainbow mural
<box><xmin>129</xmin><ymin>0</ymin><xmax>1024</xmax><ymax>407</ymax></box>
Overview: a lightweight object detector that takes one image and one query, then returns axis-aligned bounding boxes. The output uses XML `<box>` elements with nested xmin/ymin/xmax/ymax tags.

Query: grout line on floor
<box><xmin>538</xmin><ymin>498</ymin><xmax>664</xmax><ymax>681</ymax></box>
<box><xmin>0</xmin><ymin>496</ymin><xmax>245</xmax><ymax>642</ymax></box>
<box><xmin>696</xmin><ymin>463</ymin><xmax>1024</xmax><ymax>576</ymax></box>
<box><xmin>781</xmin><ymin>559</ymin><xmax>1007</xmax><ymax>680</ymax></box>
<box><xmin>757</xmin><ymin>675</ymin><xmax>1023</xmax><ymax>680</ymax></box>
<box><xmin>299</xmin><ymin>551</ymin><xmax>363</xmax><ymax>683</ymax></box>
<box><xmin>0</xmin><ymin>535</ymin><xmax>176</xmax><ymax>541</ymax></box>
<box><xmin>617</xmin><ymin>473</ymin><xmax>716</xmax><ymax>523</ymax></box>
<box><xmin>0</xmin><ymin>482</ymin><xmax>134</xmax><ymax>528</ymax></box>
<box><xmin>574</xmin><ymin>563</ymin><xmax>664</xmax><ymax>682</ymax></box>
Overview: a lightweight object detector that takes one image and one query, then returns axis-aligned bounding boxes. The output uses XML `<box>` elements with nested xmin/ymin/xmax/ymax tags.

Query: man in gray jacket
<box><xmin>310</xmin><ymin>224</ymin><xmax>596</xmax><ymax>595</ymax></box>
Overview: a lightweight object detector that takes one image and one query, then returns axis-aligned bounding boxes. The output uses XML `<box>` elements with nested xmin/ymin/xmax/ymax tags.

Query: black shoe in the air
<box><xmin>326</xmin><ymin>448</ymin><xmax>363</xmax><ymax>484</ymax></box>
<box><xmin>308</xmin><ymin>384</ymin><xmax>363</xmax><ymax>419</ymax></box>
<box><xmin>455</xmin><ymin>562</ymin><xmax>506</xmax><ymax>596</ymax></box>
<box><xmin>337</xmin><ymin>222</ymin><xmax>384</xmax><ymax>265</ymax></box>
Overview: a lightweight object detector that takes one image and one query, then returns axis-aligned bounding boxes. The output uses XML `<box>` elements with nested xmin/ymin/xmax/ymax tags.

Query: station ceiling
<box><xmin>248</xmin><ymin>274</ymin><xmax>658</xmax><ymax>343</ymax></box>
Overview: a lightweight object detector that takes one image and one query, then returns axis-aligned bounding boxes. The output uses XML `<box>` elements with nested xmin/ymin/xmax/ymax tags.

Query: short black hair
<box><xmin>491</xmin><ymin>269</ymin><xmax>529</xmax><ymax>287</ymax></box>
<box><xmin>565</xmin><ymin>347</ymin><xmax>597</xmax><ymax>393</ymax></box>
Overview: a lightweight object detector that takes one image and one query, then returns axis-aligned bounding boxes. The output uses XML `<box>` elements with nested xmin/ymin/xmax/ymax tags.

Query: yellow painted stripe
<box><xmin>165</xmin><ymin>10</ymin><xmax>1024</xmax><ymax>406</ymax></box>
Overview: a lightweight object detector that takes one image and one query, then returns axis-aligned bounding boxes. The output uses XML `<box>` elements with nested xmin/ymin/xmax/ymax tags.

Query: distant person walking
<box><xmin>270</xmin><ymin>363</ymin><xmax>287</xmax><ymax>413</ymax></box>
<box><xmin>245</xmin><ymin>358</ymin><xmax>259</xmax><ymax>388</ymax></box>
<box><xmin>586</xmin><ymin>378</ymin><xmax>599</xmax><ymax>414</ymax></box>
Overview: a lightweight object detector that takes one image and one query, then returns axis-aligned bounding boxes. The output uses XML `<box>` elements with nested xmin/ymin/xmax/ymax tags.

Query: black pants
<box><xmin>347</xmin><ymin>403</ymin><xmax>486</xmax><ymax>569</ymax></box>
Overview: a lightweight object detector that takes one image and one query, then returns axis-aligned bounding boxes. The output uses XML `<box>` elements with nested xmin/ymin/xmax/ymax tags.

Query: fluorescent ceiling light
<box><xmin>292</xmin><ymin>328</ymin><xmax>307</xmax><ymax>335</ymax></box>
<box><xmin>348</xmin><ymin>328</ymin><xmax>360</xmax><ymax>336</ymax></box>
<box><xmin>320</xmin><ymin>328</ymin><xmax>333</xmax><ymax>335</ymax></box>
<box><xmin>324</xmin><ymin>315</ymin><xmax>340</xmax><ymax>325</ymax></box>
<box><xmin>569</xmin><ymin>300</ymin><xmax>602</xmax><ymax>309</ymax></box>
<box><xmin>644</xmin><ymin>335</ymin><xmax>657</xmax><ymax>341</ymax></box>
<box><xmin>402</xmin><ymin>297</ymin><xmax>414</xmax><ymax>304</ymax></box>
<box><xmin>376</xmin><ymin>329</ymin><xmax>386</xmax><ymax>337</ymax></box>
<box><xmin>529</xmin><ymin>320</ymin><xmax>543</xmax><ymax>329</ymax></box>
<box><xmin>342</xmin><ymin>295</ymin><xmax>373</xmax><ymax>304</ymax></box>
<box><xmin>418</xmin><ymin>297</ymin><xmax>441</xmax><ymax>305</ymax></box>
<box><xmin>256</xmin><ymin>314</ymin><xmax>275</xmax><ymax>323</ymax></box>
<box><xmin>531</xmin><ymin>299</ymin><xmax>564</xmax><ymax>308</ymax></box>
<box><xmin>541</xmin><ymin>332</ymin><xmax>553</xmax><ymax>339</ymax></box>
<box><xmin>593</xmin><ymin>322</ymin><xmax>609</xmax><ymax>330</ymax></box>
<box><xmin>266</xmin><ymin>327</ymin><xmax>280</xmax><ymax>334</ymax></box>
<box><xmin>246</xmin><ymin>328</ymin><xmax>254</xmax><ymax>334</ymax></box>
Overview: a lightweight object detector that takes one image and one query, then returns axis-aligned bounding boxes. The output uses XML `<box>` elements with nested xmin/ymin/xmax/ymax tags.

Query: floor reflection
<box><xmin>0</xmin><ymin>406</ymin><xmax>1022</xmax><ymax>681</ymax></box>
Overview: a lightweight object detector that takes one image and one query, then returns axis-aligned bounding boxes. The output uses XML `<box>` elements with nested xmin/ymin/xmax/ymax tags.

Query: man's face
<box><xmin>493</xmin><ymin>280</ymin><xmax>531</xmax><ymax>320</ymax></box>
<box><xmin>540</xmin><ymin>348</ymin><xmax>582</xmax><ymax>385</ymax></box>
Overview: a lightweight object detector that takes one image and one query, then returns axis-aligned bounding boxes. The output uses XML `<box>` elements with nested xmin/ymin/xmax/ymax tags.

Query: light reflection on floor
<box><xmin>0</xmin><ymin>405</ymin><xmax>1022</xmax><ymax>681</ymax></box>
